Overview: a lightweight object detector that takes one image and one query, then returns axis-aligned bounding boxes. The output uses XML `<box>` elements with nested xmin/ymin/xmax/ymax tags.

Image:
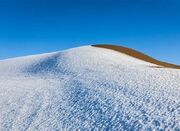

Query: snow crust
<box><xmin>0</xmin><ymin>46</ymin><xmax>180</xmax><ymax>130</ymax></box>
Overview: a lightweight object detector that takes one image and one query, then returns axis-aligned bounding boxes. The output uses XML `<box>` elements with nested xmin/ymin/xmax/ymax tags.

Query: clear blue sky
<box><xmin>0</xmin><ymin>0</ymin><xmax>180</xmax><ymax>64</ymax></box>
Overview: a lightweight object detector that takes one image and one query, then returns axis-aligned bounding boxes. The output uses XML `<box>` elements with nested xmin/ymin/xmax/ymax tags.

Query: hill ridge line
<box><xmin>92</xmin><ymin>44</ymin><xmax>180</xmax><ymax>69</ymax></box>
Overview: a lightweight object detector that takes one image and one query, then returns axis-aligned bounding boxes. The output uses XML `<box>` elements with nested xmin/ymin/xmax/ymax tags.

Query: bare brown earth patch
<box><xmin>92</xmin><ymin>44</ymin><xmax>180</xmax><ymax>69</ymax></box>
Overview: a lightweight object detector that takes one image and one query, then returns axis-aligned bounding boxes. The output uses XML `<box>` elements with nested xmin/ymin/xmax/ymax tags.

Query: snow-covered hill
<box><xmin>0</xmin><ymin>46</ymin><xmax>180</xmax><ymax>131</ymax></box>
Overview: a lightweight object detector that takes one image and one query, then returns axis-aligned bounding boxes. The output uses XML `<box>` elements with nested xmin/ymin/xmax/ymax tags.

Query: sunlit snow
<box><xmin>0</xmin><ymin>46</ymin><xmax>180</xmax><ymax>130</ymax></box>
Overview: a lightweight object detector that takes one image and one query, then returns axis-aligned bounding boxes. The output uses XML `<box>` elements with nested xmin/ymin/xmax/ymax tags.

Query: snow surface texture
<box><xmin>0</xmin><ymin>46</ymin><xmax>180</xmax><ymax>131</ymax></box>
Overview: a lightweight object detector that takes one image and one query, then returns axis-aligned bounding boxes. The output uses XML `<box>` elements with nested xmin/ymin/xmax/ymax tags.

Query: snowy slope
<box><xmin>0</xmin><ymin>46</ymin><xmax>180</xmax><ymax>131</ymax></box>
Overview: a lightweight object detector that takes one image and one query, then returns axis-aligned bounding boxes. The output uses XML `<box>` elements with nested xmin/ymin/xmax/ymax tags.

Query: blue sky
<box><xmin>0</xmin><ymin>0</ymin><xmax>180</xmax><ymax>64</ymax></box>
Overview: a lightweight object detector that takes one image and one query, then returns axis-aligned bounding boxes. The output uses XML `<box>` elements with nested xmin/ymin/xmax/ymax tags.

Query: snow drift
<box><xmin>0</xmin><ymin>45</ymin><xmax>180</xmax><ymax>131</ymax></box>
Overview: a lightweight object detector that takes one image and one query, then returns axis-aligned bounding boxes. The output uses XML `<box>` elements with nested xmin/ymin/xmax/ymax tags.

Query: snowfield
<box><xmin>0</xmin><ymin>46</ymin><xmax>180</xmax><ymax>131</ymax></box>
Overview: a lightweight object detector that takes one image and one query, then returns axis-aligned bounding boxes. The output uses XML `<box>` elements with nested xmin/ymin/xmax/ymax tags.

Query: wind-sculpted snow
<box><xmin>0</xmin><ymin>46</ymin><xmax>180</xmax><ymax>131</ymax></box>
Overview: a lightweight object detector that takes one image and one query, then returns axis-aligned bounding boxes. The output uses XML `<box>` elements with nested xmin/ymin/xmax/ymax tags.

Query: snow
<box><xmin>0</xmin><ymin>46</ymin><xmax>180</xmax><ymax>130</ymax></box>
